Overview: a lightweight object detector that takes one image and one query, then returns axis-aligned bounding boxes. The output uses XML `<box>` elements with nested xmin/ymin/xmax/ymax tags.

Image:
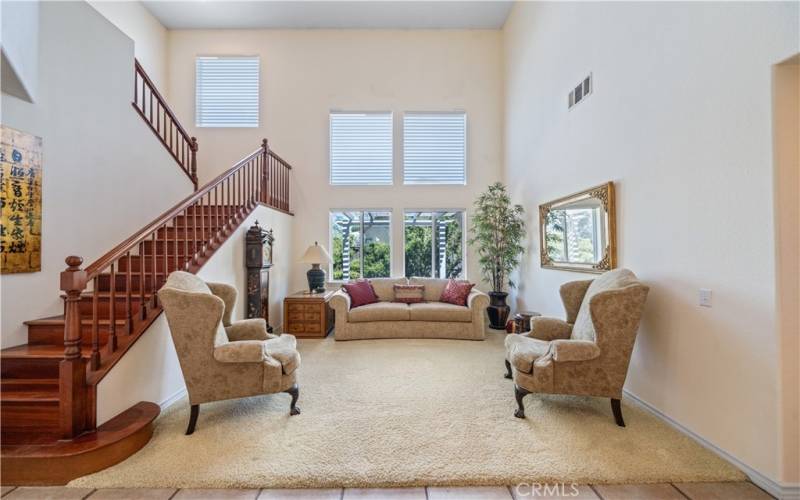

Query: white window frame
<box><xmin>329</xmin><ymin>111</ymin><xmax>394</xmax><ymax>186</ymax></box>
<box><xmin>402</xmin><ymin>111</ymin><xmax>468</xmax><ymax>186</ymax></box>
<box><xmin>328</xmin><ymin>209</ymin><xmax>393</xmax><ymax>282</ymax></box>
<box><xmin>195</xmin><ymin>55</ymin><xmax>260</xmax><ymax>128</ymax></box>
<box><xmin>402</xmin><ymin>208</ymin><xmax>467</xmax><ymax>280</ymax></box>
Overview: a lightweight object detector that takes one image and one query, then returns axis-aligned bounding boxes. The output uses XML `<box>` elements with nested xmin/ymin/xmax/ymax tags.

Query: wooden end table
<box><xmin>283</xmin><ymin>290</ymin><xmax>335</xmax><ymax>338</ymax></box>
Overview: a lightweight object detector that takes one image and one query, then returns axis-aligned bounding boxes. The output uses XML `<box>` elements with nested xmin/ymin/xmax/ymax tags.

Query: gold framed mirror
<box><xmin>539</xmin><ymin>182</ymin><xmax>616</xmax><ymax>273</ymax></box>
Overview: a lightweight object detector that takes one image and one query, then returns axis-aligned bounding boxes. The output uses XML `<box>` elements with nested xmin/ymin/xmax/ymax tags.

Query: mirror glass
<box><xmin>539</xmin><ymin>183</ymin><xmax>616</xmax><ymax>273</ymax></box>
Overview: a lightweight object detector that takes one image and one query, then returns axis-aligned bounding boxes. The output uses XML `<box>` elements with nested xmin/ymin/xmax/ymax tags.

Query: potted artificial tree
<box><xmin>469</xmin><ymin>182</ymin><xmax>526</xmax><ymax>330</ymax></box>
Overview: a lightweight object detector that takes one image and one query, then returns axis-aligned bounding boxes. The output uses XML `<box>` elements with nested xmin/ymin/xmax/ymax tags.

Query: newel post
<box><xmin>60</xmin><ymin>256</ymin><xmax>89</xmax><ymax>438</ymax></box>
<box><xmin>261</xmin><ymin>138</ymin><xmax>269</xmax><ymax>204</ymax></box>
<box><xmin>190</xmin><ymin>136</ymin><xmax>199</xmax><ymax>190</ymax></box>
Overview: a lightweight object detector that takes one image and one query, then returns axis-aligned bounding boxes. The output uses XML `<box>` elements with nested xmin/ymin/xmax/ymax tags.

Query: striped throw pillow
<box><xmin>393</xmin><ymin>284</ymin><xmax>425</xmax><ymax>303</ymax></box>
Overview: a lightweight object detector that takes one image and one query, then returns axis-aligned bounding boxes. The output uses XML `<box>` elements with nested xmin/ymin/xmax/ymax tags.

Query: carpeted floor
<box><xmin>70</xmin><ymin>332</ymin><xmax>745</xmax><ymax>489</ymax></box>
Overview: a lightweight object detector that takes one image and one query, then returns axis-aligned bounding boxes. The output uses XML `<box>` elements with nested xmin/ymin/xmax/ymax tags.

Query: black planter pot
<box><xmin>487</xmin><ymin>291</ymin><xmax>510</xmax><ymax>330</ymax></box>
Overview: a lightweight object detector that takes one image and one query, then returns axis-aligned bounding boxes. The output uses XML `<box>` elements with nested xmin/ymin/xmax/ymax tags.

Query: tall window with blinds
<box><xmin>403</xmin><ymin>112</ymin><xmax>466</xmax><ymax>185</ymax></box>
<box><xmin>329</xmin><ymin>112</ymin><xmax>393</xmax><ymax>185</ymax></box>
<box><xmin>196</xmin><ymin>56</ymin><xmax>259</xmax><ymax>128</ymax></box>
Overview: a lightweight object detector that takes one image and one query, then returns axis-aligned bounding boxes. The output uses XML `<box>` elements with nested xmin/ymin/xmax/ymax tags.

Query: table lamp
<box><xmin>299</xmin><ymin>242</ymin><xmax>332</xmax><ymax>293</ymax></box>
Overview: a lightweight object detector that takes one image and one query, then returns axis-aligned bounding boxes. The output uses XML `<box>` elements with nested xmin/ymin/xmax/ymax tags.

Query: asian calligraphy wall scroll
<box><xmin>1</xmin><ymin>126</ymin><xmax>42</xmax><ymax>274</ymax></box>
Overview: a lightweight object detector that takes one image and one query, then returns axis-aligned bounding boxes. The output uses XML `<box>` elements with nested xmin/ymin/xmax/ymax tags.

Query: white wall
<box><xmin>88</xmin><ymin>0</ymin><xmax>170</xmax><ymax>92</ymax></box>
<box><xmin>166</xmin><ymin>30</ymin><xmax>504</xmax><ymax>292</ymax></box>
<box><xmin>503</xmin><ymin>0</ymin><xmax>799</xmax><ymax>486</ymax></box>
<box><xmin>773</xmin><ymin>57</ymin><xmax>800</xmax><ymax>484</ymax></box>
<box><xmin>0</xmin><ymin>0</ymin><xmax>39</xmax><ymax>101</ymax></box>
<box><xmin>0</xmin><ymin>1</ymin><xmax>193</xmax><ymax>348</ymax></box>
<box><xmin>97</xmin><ymin>204</ymin><xmax>294</xmax><ymax>424</ymax></box>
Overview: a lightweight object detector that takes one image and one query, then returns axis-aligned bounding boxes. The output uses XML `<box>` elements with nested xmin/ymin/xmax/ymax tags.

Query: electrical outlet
<box><xmin>699</xmin><ymin>289</ymin><xmax>712</xmax><ymax>307</ymax></box>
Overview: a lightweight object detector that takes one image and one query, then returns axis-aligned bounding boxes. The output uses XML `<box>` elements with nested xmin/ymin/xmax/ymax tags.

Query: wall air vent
<box><xmin>568</xmin><ymin>73</ymin><xmax>592</xmax><ymax>110</ymax></box>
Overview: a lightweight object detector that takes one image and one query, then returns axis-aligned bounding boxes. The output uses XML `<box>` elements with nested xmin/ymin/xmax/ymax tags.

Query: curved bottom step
<box><xmin>1</xmin><ymin>401</ymin><xmax>159</xmax><ymax>485</ymax></box>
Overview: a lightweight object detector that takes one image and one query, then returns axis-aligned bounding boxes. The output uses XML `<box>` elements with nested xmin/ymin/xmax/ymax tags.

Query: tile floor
<box><xmin>0</xmin><ymin>482</ymin><xmax>774</xmax><ymax>500</ymax></box>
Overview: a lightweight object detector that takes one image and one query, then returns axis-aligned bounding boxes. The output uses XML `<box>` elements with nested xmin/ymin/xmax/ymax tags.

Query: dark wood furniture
<box><xmin>245</xmin><ymin>222</ymin><xmax>274</xmax><ymax>332</ymax></box>
<box><xmin>283</xmin><ymin>291</ymin><xmax>335</xmax><ymax>338</ymax></box>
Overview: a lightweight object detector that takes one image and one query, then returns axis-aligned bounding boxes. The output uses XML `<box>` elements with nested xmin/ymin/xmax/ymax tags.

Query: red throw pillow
<box><xmin>341</xmin><ymin>279</ymin><xmax>379</xmax><ymax>308</ymax></box>
<box><xmin>439</xmin><ymin>279</ymin><xmax>475</xmax><ymax>306</ymax></box>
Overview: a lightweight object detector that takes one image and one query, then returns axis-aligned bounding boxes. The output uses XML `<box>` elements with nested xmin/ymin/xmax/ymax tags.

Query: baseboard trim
<box><xmin>159</xmin><ymin>387</ymin><xmax>187</xmax><ymax>410</ymax></box>
<box><xmin>623</xmin><ymin>389</ymin><xmax>800</xmax><ymax>500</ymax></box>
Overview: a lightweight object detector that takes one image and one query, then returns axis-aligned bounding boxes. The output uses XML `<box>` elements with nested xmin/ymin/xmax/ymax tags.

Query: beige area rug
<box><xmin>70</xmin><ymin>332</ymin><xmax>744</xmax><ymax>488</ymax></box>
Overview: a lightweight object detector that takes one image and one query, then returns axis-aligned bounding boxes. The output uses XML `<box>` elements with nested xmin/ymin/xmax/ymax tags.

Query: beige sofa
<box><xmin>330</xmin><ymin>277</ymin><xmax>489</xmax><ymax>340</ymax></box>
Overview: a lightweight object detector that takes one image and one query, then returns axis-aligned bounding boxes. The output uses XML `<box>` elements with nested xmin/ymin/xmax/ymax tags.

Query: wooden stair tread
<box><xmin>1</xmin><ymin>401</ymin><xmax>159</xmax><ymax>485</ymax></box>
<box><xmin>1</xmin><ymin>344</ymin><xmax>93</xmax><ymax>359</ymax></box>
<box><xmin>1</xmin><ymin>389</ymin><xmax>59</xmax><ymax>402</ymax></box>
<box><xmin>1</xmin><ymin>378</ymin><xmax>58</xmax><ymax>388</ymax></box>
<box><xmin>24</xmin><ymin>316</ymin><xmax>128</xmax><ymax>327</ymax></box>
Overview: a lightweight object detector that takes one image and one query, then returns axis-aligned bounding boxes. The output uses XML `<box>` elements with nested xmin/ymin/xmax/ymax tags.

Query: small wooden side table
<box><xmin>283</xmin><ymin>290</ymin><xmax>335</xmax><ymax>338</ymax></box>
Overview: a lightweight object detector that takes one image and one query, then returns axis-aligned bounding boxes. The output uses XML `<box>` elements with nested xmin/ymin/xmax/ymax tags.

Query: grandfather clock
<box><xmin>245</xmin><ymin>221</ymin><xmax>274</xmax><ymax>332</ymax></box>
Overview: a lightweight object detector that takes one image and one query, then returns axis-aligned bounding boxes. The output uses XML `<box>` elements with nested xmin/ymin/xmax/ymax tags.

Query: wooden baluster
<box><xmin>108</xmin><ymin>263</ymin><xmax>117</xmax><ymax>353</ymax></box>
<box><xmin>60</xmin><ymin>256</ymin><xmax>88</xmax><ymax>439</ymax></box>
<box><xmin>226</xmin><ymin>176</ymin><xmax>231</xmax><ymax>225</ymax></box>
<box><xmin>90</xmin><ymin>276</ymin><xmax>100</xmax><ymax>371</ymax></box>
<box><xmin>245</xmin><ymin>161</ymin><xmax>250</xmax><ymax>208</ymax></box>
<box><xmin>174</xmin><ymin>215</ymin><xmax>179</xmax><ymax>274</ymax></box>
<box><xmin>270</xmin><ymin>156</ymin><xmax>275</xmax><ymax>207</ymax></box>
<box><xmin>133</xmin><ymin>70</ymin><xmax>138</xmax><ymax>108</ymax></box>
<box><xmin>192</xmin><ymin>201</ymin><xmax>198</xmax><ymax>263</ymax></box>
<box><xmin>149</xmin><ymin>89</ymin><xmax>153</xmax><ymax>123</ymax></box>
<box><xmin>125</xmin><ymin>251</ymin><xmax>133</xmax><ymax>335</ymax></box>
<box><xmin>151</xmin><ymin>232</ymin><xmax>158</xmax><ymax>307</ymax></box>
<box><xmin>184</xmin><ymin>209</ymin><xmax>189</xmax><ymax>270</ymax></box>
<box><xmin>164</xmin><ymin>223</ymin><xmax>169</xmax><ymax>280</ymax></box>
<box><xmin>139</xmin><ymin>242</ymin><xmax>147</xmax><ymax>319</ymax></box>
<box><xmin>190</xmin><ymin>137</ymin><xmax>198</xmax><ymax>190</ymax></box>
<box><xmin>141</xmin><ymin>77</ymin><xmax>145</xmax><ymax>112</ymax></box>
<box><xmin>214</xmin><ymin>186</ymin><xmax>220</xmax><ymax>240</ymax></box>
<box><xmin>261</xmin><ymin>139</ymin><xmax>268</xmax><ymax>204</ymax></box>
<box><xmin>200</xmin><ymin>196</ymin><xmax>206</xmax><ymax>255</ymax></box>
<box><xmin>156</xmin><ymin>102</ymin><xmax>161</xmax><ymax>135</ymax></box>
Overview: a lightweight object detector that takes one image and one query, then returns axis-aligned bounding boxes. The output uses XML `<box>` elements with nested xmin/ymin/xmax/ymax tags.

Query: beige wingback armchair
<box><xmin>159</xmin><ymin>271</ymin><xmax>301</xmax><ymax>434</ymax></box>
<box><xmin>504</xmin><ymin>269</ymin><xmax>649</xmax><ymax>426</ymax></box>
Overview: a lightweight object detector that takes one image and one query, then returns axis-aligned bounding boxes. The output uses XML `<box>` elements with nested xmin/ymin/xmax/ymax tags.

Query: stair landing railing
<box><xmin>133</xmin><ymin>59</ymin><xmax>198</xmax><ymax>189</ymax></box>
<box><xmin>58</xmin><ymin>140</ymin><xmax>291</xmax><ymax>438</ymax></box>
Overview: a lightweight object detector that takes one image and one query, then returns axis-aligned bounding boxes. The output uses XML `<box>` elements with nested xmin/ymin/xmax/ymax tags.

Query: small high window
<box><xmin>403</xmin><ymin>112</ymin><xmax>466</xmax><ymax>185</ymax></box>
<box><xmin>330</xmin><ymin>112</ymin><xmax>393</xmax><ymax>185</ymax></box>
<box><xmin>195</xmin><ymin>56</ymin><xmax>259</xmax><ymax>128</ymax></box>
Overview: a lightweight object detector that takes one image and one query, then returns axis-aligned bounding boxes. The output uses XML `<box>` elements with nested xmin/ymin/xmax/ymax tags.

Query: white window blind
<box><xmin>196</xmin><ymin>56</ymin><xmax>259</xmax><ymax>128</ymax></box>
<box><xmin>403</xmin><ymin>112</ymin><xmax>466</xmax><ymax>185</ymax></box>
<box><xmin>330</xmin><ymin>112</ymin><xmax>393</xmax><ymax>185</ymax></box>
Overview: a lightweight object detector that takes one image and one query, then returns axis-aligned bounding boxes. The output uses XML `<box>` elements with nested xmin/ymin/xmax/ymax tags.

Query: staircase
<box><xmin>0</xmin><ymin>60</ymin><xmax>294</xmax><ymax>485</ymax></box>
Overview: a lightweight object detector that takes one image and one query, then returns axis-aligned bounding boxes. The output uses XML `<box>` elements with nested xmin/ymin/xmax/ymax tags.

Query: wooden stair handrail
<box><xmin>58</xmin><ymin>139</ymin><xmax>293</xmax><ymax>438</ymax></box>
<box><xmin>133</xmin><ymin>59</ymin><xmax>198</xmax><ymax>189</ymax></box>
<box><xmin>84</xmin><ymin>146</ymin><xmax>262</xmax><ymax>278</ymax></box>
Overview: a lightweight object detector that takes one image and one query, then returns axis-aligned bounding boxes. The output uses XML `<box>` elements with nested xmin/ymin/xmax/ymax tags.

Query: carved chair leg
<box><xmin>514</xmin><ymin>384</ymin><xmax>530</xmax><ymax>419</ymax></box>
<box><xmin>611</xmin><ymin>398</ymin><xmax>625</xmax><ymax>427</ymax></box>
<box><xmin>186</xmin><ymin>404</ymin><xmax>199</xmax><ymax>435</ymax></box>
<box><xmin>285</xmin><ymin>384</ymin><xmax>301</xmax><ymax>416</ymax></box>
<box><xmin>504</xmin><ymin>359</ymin><xmax>512</xmax><ymax>379</ymax></box>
